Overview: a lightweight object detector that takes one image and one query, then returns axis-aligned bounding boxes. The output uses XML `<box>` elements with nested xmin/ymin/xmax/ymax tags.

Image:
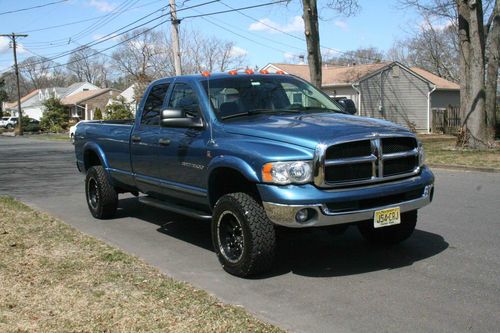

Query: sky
<box><xmin>0</xmin><ymin>0</ymin><xmax>423</xmax><ymax>75</ymax></box>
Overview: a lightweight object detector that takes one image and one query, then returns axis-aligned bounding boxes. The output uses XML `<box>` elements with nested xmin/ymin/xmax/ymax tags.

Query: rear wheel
<box><xmin>212</xmin><ymin>193</ymin><xmax>276</xmax><ymax>277</ymax></box>
<box><xmin>85</xmin><ymin>166</ymin><xmax>118</xmax><ymax>219</ymax></box>
<box><xmin>358</xmin><ymin>210</ymin><xmax>417</xmax><ymax>245</ymax></box>
<box><xmin>6</xmin><ymin>124</ymin><xmax>13</xmax><ymax>129</ymax></box>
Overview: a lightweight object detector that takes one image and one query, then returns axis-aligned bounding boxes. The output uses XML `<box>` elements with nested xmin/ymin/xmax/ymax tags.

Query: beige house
<box><xmin>62</xmin><ymin>88</ymin><xmax>121</xmax><ymax>120</ymax></box>
<box><xmin>261</xmin><ymin>62</ymin><xmax>460</xmax><ymax>132</ymax></box>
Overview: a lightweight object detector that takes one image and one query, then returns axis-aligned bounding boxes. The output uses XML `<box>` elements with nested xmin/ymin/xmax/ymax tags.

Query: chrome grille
<box><xmin>315</xmin><ymin>136</ymin><xmax>420</xmax><ymax>187</ymax></box>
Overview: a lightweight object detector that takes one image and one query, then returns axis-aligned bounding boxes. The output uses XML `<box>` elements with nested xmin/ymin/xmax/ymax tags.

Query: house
<box><xmin>119</xmin><ymin>83</ymin><xmax>138</xmax><ymax>114</ymax></box>
<box><xmin>3</xmin><ymin>82</ymin><xmax>99</xmax><ymax>120</ymax></box>
<box><xmin>61</xmin><ymin>88</ymin><xmax>121</xmax><ymax>120</ymax></box>
<box><xmin>261</xmin><ymin>62</ymin><xmax>460</xmax><ymax>132</ymax></box>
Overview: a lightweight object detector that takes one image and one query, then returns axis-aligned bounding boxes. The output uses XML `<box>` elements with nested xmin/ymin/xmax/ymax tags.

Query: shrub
<box><xmin>94</xmin><ymin>107</ymin><xmax>103</xmax><ymax>120</ymax></box>
<box><xmin>40</xmin><ymin>98</ymin><xmax>69</xmax><ymax>132</ymax></box>
<box><xmin>22</xmin><ymin>116</ymin><xmax>40</xmax><ymax>132</ymax></box>
<box><xmin>104</xmin><ymin>99</ymin><xmax>133</xmax><ymax>120</ymax></box>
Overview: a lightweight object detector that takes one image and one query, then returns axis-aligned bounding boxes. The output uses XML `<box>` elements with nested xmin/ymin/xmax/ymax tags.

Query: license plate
<box><xmin>374</xmin><ymin>207</ymin><xmax>401</xmax><ymax>228</ymax></box>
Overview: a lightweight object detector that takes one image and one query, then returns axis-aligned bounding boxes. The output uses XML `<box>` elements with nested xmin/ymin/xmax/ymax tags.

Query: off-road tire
<box><xmin>358</xmin><ymin>210</ymin><xmax>417</xmax><ymax>245</ymax></box>
<box><xmin>85</xmin><ymin>166</ymin><xmax>118</xmax><ymax>219</ymax></box>
<box><xmin>212</xmin><ymin>193</ymin><xmax>276</xmax><ymax>277</ymax></box>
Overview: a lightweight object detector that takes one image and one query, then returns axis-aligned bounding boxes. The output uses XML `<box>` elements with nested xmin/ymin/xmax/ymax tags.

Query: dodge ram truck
<box><xmin>75</xmin><ymin>71</ymin><xmax>434</xmax><ymax>277</ymax></box>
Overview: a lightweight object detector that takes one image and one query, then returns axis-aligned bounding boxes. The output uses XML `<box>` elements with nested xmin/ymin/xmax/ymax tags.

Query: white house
<box><xmin>4</xmin><ymin>82</ymin><xmax>99</xmax><ymax>120</ymax></box>
<box><xmin>119</xmin><ymin>83</ymin><xmax>138</xmax><ymax>114</ymax></box>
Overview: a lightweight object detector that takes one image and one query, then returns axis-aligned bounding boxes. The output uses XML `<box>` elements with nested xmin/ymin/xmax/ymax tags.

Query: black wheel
<box><xmin>85</xmin><ymin>166</ymin><xmax>118</xmax><ymax>219</ymax></box>
<box><xmin>358</xmin><ymin>210</ymin><xmax>417</xmax><ymax>245</ymax></box>
<box><xmin>6</xmin><ymin>124</ymin><xmax>13</xmax><ymax>129</ymax></box>
<box><xmin>212</xmin><ymin>193</ymin><xmax>276</xmax><ymax>277</ymax></box>
<box><xmin>70</xmin><ymin>133</ymin><xmax>75</xmax><ymax>144</ymax></box>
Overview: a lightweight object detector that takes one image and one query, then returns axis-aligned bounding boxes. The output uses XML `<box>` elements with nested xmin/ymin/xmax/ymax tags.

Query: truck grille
<box><xmin>317</xmin><ymin>136</ymin><xmax>420</xmax><ymax>187</ymax></box>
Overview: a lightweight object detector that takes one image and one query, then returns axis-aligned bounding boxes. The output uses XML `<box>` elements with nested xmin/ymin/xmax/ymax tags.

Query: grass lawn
<box><xmin>0</xmin><ymin>197</ymin><xmax>283</xmax><ymax>333</ymax></box>
<box><xmin>419</xmin><ymin>135</ymin><xmax>500</xmax><ymax>170</ymax></box>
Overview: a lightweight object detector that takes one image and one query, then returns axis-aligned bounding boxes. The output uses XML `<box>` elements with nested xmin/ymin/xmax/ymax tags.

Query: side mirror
<box><xmin>160</xmin><ymin>108</ymin><xmax>203</xmax><ymax>128</ymax></box>
<box><xmin>338</xmin><ymin>99</ymin><xmax>357</xmax><ymax>115</ymax></box>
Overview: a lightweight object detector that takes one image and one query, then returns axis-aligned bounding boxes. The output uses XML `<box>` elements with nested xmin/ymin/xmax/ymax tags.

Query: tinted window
<box><xmin>168</xmin><ymin>83</ymin><xmax>200</xmax><ymax>118</ymax></box>
<box><xmin>141</xmin><ymin>83</ymin><xmax>169</xmax><ymax>125</ymax></box>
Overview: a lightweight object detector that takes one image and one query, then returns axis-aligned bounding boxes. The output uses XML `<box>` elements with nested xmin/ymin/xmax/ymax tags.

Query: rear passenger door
<box><xmin>157</xmin><ymin>82</ymin><xmax>209</xmax><ymax>201</ymax></box>
<box><xmin>130</xmin><ymin>82</ymin><xmax>170</xmax><ymax>195</ymax></box>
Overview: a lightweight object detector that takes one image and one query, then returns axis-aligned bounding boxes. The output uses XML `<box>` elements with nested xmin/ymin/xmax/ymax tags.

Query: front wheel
<box><xmin>212</xmin><ymin>193</ymin><xmax>276</xmax><ymax>277</ymax></box>
<box><xmin>85</xmin><ymin>166</ymin><xmax>118</xmax><ymax>219</ymax></box>
<box><xmin>357</xmin><ymin>210</ymin><xmax>417</xmax><ymax>245</ymax></box>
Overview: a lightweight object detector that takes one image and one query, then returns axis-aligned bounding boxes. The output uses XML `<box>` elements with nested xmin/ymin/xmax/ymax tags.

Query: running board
<box><xmin>138</xmin><ymin>196</ymin><xmax>212</xmax><ymax>221</ymax></box>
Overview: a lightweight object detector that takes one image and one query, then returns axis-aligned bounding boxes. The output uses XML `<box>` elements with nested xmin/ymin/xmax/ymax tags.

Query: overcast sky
<box><xmin>0</xmin><ymin>0</ymin><xmax>422</xmax><ymax>74</ymax></box>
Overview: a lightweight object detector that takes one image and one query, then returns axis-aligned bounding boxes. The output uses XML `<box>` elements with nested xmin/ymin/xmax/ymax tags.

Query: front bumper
<box><xmin>260</xmin><ymin>166</ymin><xmax>434</xmax><ymax>228</ymax></box>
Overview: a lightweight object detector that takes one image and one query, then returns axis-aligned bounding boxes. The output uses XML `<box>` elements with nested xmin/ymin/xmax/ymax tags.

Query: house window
<box><xmin>392</xmin><ymin>66</ymin><xmax>400</xmax><ymax>78</ymax></box>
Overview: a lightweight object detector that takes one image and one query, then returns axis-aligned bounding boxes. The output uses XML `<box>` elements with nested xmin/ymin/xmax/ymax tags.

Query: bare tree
<box><xmin>400</xmin><ymin>0</ymin><xmax>498</xmax><ymax>148</ymax></box>
<box><xmin>300</xmin><ymin>0</ymin><xmax>360</xmax><ymax>87</ymax></box>
<box><xmin>387</xmin><ymin>18</ymin><xmax>460</xmax><ymax>82</ymax></box>
<box><xmin>325</xmin><ymin>47</ymin><xmax>384</xmax><ymax>66</ymax></box>
<box><xmin>19</xmin><ymin>56</ymin><xmax>65</xmax><ymax>89</ymax></box>
<box><xmin>67</xmin><ymin>47</ymin><xmax>108</xmax><ymax>86</ymax></box>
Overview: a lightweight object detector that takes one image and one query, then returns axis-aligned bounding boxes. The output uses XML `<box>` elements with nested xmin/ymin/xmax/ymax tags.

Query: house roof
<box><xmin>265</xmin><ymin>62</ymin><xmax>460</xmax><ymax>90</ymax></box>
<box><xmin>61</xmin><ymin>88</ymin><xmax>119</xmax><ymax>105</ymax></box>
<box><xmin>409</xmin><ymin>67</ymin><xmax>460</xmax><ymax>90</ymax></box>
<box><xmin>3</xmin><ymin>89</ymin><xmax>39</xmax><ymax>109</ymax></box>
<box><xmin>265</xmin><ymin>63</ymin><xmax>389</xmax><ymax>86</ymax></box>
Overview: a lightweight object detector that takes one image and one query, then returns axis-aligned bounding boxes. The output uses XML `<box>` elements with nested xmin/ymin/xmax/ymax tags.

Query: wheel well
<box><xmin>84</xmin><ymin>149</ymin><xmax>101</xmax><ymax>171</ymax></box>
<box><xmin>208</xmin><ymin>168</ymin><xmax>260</xmax><ymax>208</ymax></box>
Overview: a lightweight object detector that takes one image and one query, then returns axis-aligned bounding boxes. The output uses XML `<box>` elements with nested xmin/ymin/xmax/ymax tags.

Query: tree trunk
<box><xmin>457</xmin><ymin>0</ymin><xmax>489</xmax><ymax>148</ymax></box>
<box><xmin>485</xmin><ymin>0</ymin><xmax>499</xmax><ymax>139</ymax></box>
<box><xmin>302</xmin><ymin>0</ymin><xmax>322</xmax><ymax>88</ymax></box>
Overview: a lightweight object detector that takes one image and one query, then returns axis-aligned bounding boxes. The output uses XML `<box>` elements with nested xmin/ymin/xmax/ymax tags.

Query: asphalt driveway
<box><xmin>0</xmin><ymin>136</ymin><xmax>499</xmax><ymax>332</ymax></box>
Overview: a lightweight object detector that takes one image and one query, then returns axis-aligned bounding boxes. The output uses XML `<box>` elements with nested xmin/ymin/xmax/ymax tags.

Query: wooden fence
<box><xmin>432</xmin><ymin>106</ymin><xmax>461</xmax><ymax>134</ymax></box>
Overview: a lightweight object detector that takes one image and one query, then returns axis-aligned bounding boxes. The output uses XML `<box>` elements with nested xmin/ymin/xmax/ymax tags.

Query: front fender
<box><xmin>207</xmin><ymin>155</ymin><xmax>260</xmax><ymax>183</ymax></box>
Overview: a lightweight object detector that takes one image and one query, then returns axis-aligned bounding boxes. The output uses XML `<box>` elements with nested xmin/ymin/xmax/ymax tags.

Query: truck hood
<box><xmin>221</xmin><ymin>112</ymin><xmax>411</xmax><ymax>149</ymax></box>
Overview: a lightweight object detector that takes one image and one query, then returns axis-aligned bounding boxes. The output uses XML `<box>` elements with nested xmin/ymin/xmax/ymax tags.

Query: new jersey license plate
<box><xmin>374</xmin><ymin>207</ymin><xmax>401</xmax><ymax>228</ymax></box>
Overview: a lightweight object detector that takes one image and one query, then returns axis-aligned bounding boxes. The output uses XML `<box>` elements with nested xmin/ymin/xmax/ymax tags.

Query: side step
<box><xmin>138</xmin><ymin>196</ymin><xmax>212</xmax><ymax>221</ymax></box>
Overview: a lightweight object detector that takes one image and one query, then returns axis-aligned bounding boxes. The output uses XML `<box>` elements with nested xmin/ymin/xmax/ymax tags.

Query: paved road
<box><xmin>1</xmin><ymin>136</ymin><xmax>499</xmax><ymax>333</ymax></box>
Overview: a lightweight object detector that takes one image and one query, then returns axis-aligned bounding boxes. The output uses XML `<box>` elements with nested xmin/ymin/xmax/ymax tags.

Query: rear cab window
<box><xmin>140</xmin><ymin>83</ymin><xmax>170</xmax><ymax>126</ymax></box>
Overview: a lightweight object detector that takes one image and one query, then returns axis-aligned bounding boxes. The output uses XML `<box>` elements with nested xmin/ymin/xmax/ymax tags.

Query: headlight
<box><xmin>262</xmin><ymin>161</ymin><xmax>313</xmax><ymax>185</ymax></box>
<box><xmin>418</xmin><ymin>142</ymin><xmax>425</xmax><ymax>166</ymax></box>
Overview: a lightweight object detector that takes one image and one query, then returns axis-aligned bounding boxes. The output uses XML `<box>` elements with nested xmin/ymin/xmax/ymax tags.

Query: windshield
<box><xmin>202</xmin><ymin>75</ymin><xmax>342</xmax><ymax>120</ymax></box>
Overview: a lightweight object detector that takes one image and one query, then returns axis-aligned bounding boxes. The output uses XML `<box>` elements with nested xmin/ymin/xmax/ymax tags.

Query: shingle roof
<box><xmin>266</xmin><ymin>62</ymin><xmax>460</xmax><ymax>90</ymax></box>
<box><xmin>3</xmin><ymin>89</ymin><xmax>39</xmax><ymax>109</ymax></box>
<box><xmin>409</xmin><ymin>67</ymin><xmax>460</xmax><ymax>90</ymax></box>
<box><xmin>61</xmin><ymin>88</ymin><xmax>119</xmax><ymax>105</ymax></box>
<box><xmin>267</xmin><ymin>63</ymin><xmax>389</xmax><ymax>86</ymax></box>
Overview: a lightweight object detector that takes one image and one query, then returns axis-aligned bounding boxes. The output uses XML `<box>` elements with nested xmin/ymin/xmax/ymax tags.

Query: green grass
<box><xmin>419</xmin><ymin>135</ymin><xmax>500</xmax><ymax>170</ymax></box>
<box><xmin>0</xmin><ymin>197</ymin><xmax>284</xmax><ymax>333</ymax></box>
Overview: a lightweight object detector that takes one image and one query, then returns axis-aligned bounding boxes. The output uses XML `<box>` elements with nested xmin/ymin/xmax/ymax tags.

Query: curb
<box><xmin>428</xmin><ymin>163</ymin><xmax>500</xmax><ymax>173</ymax></box>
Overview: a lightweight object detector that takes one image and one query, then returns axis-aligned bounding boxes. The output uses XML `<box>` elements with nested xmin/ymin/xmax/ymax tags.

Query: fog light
<box><xmin>295</xmin><ymin>209</ymin><xmax>309</xmax><ymax>223</ymax></box>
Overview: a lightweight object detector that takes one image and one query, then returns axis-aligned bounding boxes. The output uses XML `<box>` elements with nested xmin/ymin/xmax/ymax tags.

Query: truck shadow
<box><xmin>115</xmin><ymin>197</ymin><xmax>449</xmax><ymax>278</ymax></box>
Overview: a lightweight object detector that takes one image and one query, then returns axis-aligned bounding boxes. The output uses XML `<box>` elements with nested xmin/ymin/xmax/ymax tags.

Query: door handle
<box><xmin>131</xmin><ymin>135</ymin><xmax>141</xmax><ymax>143</ymax></box>
<box><xmin>158</xmin><ymin>138</ymin><xmax>171</xmax><ymax>146</ymax></box>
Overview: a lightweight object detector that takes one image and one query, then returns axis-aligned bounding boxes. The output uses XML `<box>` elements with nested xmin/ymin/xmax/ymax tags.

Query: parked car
<box><xmin>332</xmin><ymin>97</ymin><xmax>357</xmax><ymax>115</ymax></box>
<box><xmin>0</xmin><ymin>117</ymin><xmax>18</xmax><ymax>129</ymax></box>
<box><xmin>69</xmin><ymin>120</ymin><xmax>91</xmax><ymax>143</ymax></box>
<box><xmin>75</xmin><ymin>71</ymin><xmax>434</xmax><ymax>277</ymax></box>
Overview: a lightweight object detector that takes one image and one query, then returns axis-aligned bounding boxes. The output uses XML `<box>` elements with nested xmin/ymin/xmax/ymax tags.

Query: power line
<box><xmin>0</xmin><ymin>0</ymin><xmax>68</xmax><ymax>16</ymax></box>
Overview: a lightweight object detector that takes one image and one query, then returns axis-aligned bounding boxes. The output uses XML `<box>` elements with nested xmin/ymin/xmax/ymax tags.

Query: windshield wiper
<box><xmin>221</xmin><ymin>108</ymin><xmax>301</xmax><ymax>120</ymax></box>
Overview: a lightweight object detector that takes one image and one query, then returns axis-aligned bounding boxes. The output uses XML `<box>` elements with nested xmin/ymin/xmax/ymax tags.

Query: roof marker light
<box><xmin>228</xmin><ymin>70</ymin><xmax>238</xmax><ymax>75</ymax></box>
<box><xmin>201</xmin><ymin>71</ymin><xmax>210</xmax><ymax>77</ymax></box>
<box><xmin>245</xmin><ymin>69</ymin><xmax>254</xmax><ymax>74</ymax></box>
<box><xmin>259</xmin><ymin>69</ymin><xmax>269</xmax><ymax>74</ymax></box>
<box><xmin>276</xmin><ymin>70</ymin><xmax>286</xmax><ymax>74</ymax></box>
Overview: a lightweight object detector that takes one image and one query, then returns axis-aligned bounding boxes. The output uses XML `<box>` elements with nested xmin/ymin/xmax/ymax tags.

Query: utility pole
<box><xmin>1</xmin><ymin>33</ymin><xmax>28</xmax><ymax>135</ymax></box>
<box><xmin>169</xmin><ymin>0</ymin><xmax>182</xmax><ymax>75</ymax></box>
<box><xmin>301</xmin><ymin>0</ymin><xmax>322</xmax><ymax>88</ymax></box>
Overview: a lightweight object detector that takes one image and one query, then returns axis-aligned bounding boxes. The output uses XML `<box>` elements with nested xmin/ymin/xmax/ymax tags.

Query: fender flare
<box><xmin>207</xmin><ymin>155</ymin><xmax>260</xmax><ymax>183</ymax></box>
<box><xmin>82</xmin><ymin>141</ymin><xmax>110</xmax><ymax>172</ymax></box>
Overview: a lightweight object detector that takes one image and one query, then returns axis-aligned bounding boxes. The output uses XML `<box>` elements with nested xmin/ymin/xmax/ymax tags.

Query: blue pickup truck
<box><xmin>75</xmin><ymin>71</ymin><xmax>434</xmax><ymax>277</ymax></box>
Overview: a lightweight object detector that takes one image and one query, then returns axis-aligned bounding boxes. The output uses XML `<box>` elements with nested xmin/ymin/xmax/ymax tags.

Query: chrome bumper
<box><xmin>263</xmin><ymin>185</ymin><xmax>433</xmax><ymax>228</ymax></box>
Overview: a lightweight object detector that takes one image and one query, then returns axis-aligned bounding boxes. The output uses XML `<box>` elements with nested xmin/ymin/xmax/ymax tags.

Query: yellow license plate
<box><xmin>374</xmin><ymin>207</ymin><xmax>401</xmax><ymax>228</ymax></box>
